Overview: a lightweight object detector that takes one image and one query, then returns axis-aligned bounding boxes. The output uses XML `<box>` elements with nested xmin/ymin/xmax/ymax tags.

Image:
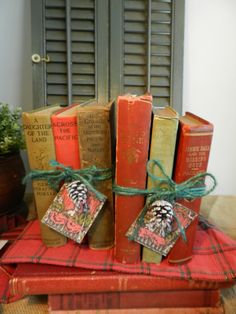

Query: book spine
<box><xmin>9</xmin><ymin>272</ymin><xmax>230</xmax><ymax>296</ymax></box>
<box><xmin>115</xmin><ymin>95</ymin><xmax>152</xmax><ymax>263</ymax></box>
<box><xmin>77</xmin><ymin>107</ymin><xmax>114</xmax><ymax>249</ymax></box>
<box><xmin>168</xmin><ymin>122</ymin><xmax>213</xmax><ymax>263</ymax></box>
<box><xmin>142</xmin><ymin>112</ymin><xmax>179</xmax><ymax>263</ymax></box>
<box><xmin>22</xmin><ymin>112</ymin><xmax>66</xmax><ymax>247</ymax></box>
<box><xmin>48</xmin><ymin>307</ymin><xmax>224</xmax><ymax>314</ymax></box>
<box><xmin>48</xmin><ymin>289</ymin><xmax>220</xmax><ymax>310</ymax></box>
<box><xmin>51</xmin><ymin>115</ymin><xmax>80</xmax><ymax>169</ymax></box>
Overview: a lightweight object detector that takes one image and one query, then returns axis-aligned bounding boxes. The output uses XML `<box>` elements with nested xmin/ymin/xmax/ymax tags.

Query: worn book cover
<box><xmin>48</xmin><ymin>289</ymin><xmax>220</xmax><ymax>310</ymax></box>
<box><xmin>168</xmin><ymin>112</ymin><xmax>213</xmax><ymax>263</ymax></box>
<box><xmin>142</xmin><ymin>106</ymin><xmax>179</xmax><ymax>263</ymax></box>
<box><xmin>51</xmin><ymin>103</ymin><xmax>81</xmax><ymax>169</ymax></box>
<box><xmin>42</xmin><ymin>180</ymin><xmax>106</xmax><ymax>244</ymax></box>
<box><xmin>115</xmin><ymin>94</ymin><xmax>152</xmax><ymax>263</ymax></box>
<box><xmin>22</xmin><ymin>105</ymin><xmax>67</xmax><ymax>247</ymax></box>
<box><xmin>77</xmin><ymin>101</ymin><xmax>115</xmax><ymax>249</ymax></box>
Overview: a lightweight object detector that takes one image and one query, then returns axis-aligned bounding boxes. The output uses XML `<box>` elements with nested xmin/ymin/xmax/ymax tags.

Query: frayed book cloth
<box><xmin>1</xmin><ymin>217</ymin><xmax>236</xmax><ymax>283</ymax></box>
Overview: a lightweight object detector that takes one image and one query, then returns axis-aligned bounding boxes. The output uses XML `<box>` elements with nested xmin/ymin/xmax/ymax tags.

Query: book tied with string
<box><xmin>168</xmin><ymin>112</ymin><xmax>214</xmax><ymax>264</ymax></box>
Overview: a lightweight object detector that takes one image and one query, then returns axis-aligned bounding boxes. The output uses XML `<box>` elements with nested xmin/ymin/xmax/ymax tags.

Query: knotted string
<box><xmin>113</xmin><ymin>159</ymin><xmax>217</xmax><ymax>202</ymax></box>
<box><xmin>23</xmin><ymin>160</ymin><xmax>112</xmax><ymax>200</ymax></box>
<box><xmin>114</xmin><ymin>159</ymin><xmax>217</xmax><ymax>242</ymax></box>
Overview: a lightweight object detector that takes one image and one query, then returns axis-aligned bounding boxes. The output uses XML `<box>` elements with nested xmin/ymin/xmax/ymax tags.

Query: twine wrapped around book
<box><xmin>23</xmin><ymin>160</ymin><xmax>112</xmax><ymax>200</ymax></box>
<box><xmin>113</xmin><ymin>159</ymin><xmax>217</xmax><ymax>242</ymax></box>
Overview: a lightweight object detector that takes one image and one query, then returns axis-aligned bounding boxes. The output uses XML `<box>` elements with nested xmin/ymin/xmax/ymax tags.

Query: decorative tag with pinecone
<box><xmin>126</xmin><ymin>200</ymin><xmax>198</xmax><ymax>256</ymax></box>
<box><xmin>41</xmin><ymin>180</ymin><xmax>106</xmax><ymax>244</ymax></box>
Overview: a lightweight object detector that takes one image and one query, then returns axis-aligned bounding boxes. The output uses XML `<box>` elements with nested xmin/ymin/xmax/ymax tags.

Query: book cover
<box><xmin>77</xmin><ymin>101</ymin><xmax>115</xmax><ymax>249</ymax></box>
<box><xmin>42</xmin><ymin>180</ymin><xmax>106</xmax><ymax>244</ymax></box>
<box><xmin>142</xmin><ymin>106</ymin><xmax>179</xmax><ymax>263</ymax></box>
<box><xmin>48</xmin><ymin>289</ymin><xmax>220</xmax><ymax>310</ymax></box>
<box><xmin>22</xmin><ymin>105</ymin><xmax>67</xmax><ymax>247</ymax></box>
<box><xmin>51</xmin><ymin>103</ymin><xmax>81</xmax><ymax>169</ymax></box>
<box><xmin>168</xmin><ymin>112</ymin><xmax>214</xmax><ymax>263</ymax></box>
<box><xmin>9</xmin><ymin>263</ymin><xmax>229</xmax><ymax>297</ymax></box>
<box><xmin>48</xmin><ymin>307</ymin><xmax>224</xmax><ymax>314</ymax></box>
<box><xmin>115</xmin><ymin>94</ymin><xmax>152</xmax><ymax>263</ymax></box>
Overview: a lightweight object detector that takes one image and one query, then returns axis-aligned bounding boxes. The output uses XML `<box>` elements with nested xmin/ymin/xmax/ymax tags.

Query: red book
<box><xmin>48</xmin><ymin>308</ymin><xmax>224</xmax><ymax>314</ymax></box>
<box><xmin>51</xmin><ymin>103</ymin><xmax>81</xmax><ymax>169</ymax></box>
<box><xmin>168</xmin><ymin>112</ymin><xmax>213</xmax><ymax>264</ymax></box>
<box><xmin>9</xmin><ymin>263</ymin><xmax>232</xmax><ymax>297</ymax></box>
<box><xmin>115</xmin><ymin>94</ymin><xmax>152</xmax><ymax>263</ymax></box>
<box><xmin>48</xmin><ymin>289</ymin><xmax>220</xmax><ymax>310</ymax></box>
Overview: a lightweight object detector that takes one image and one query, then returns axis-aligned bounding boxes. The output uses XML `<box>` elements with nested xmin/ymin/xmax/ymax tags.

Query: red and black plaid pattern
<box><xmin>1</xmin><ymin>217</ymin><xmax>236</xmax><ymax>284</ymax></box>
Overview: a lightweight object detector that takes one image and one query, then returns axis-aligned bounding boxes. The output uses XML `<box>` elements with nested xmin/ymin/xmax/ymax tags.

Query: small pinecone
<box><xmin>147</xmin><ymin>200</ymin><xmax>174</xmax><ymax>237</ymax></box>
<box><xmin>67</xmin><ymin>180</ymin><xmax>88</xmax><ymax>212</ymax></box>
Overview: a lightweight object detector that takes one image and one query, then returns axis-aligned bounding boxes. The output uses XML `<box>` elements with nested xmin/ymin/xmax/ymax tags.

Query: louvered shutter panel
<box><xmin>110</xmin><ymin>0</ymin><xmax>184</xmax><ymax>112</ymax></box>
<box><xmin>45</xmin><ymin>0</ymin><xmax>96</xmax><ymax>105</ymax></box>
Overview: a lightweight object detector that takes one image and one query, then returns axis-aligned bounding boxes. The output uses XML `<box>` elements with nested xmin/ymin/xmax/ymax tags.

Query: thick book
<box><xmin>48</xmin><ymin>308</ymin><xmax>224</xmax><ymax>314</ymax></box>
<box><xmin>142</xmin><ymin>106</ymin><xmax>179</xmax><ymax>264</ymax></box>
<box><xmin>9</xmin><ymin>263</ymin><xmax>231</xmax><ymax>297</ymax></box>
<box><xmin>22</xmin><ymin>105</ymin><xmax>67</xmax><ymax>247</ymax></box>
<box><xmin>168</xmin><ymin>112</ymin><xmax>213</xmax><ymax>263</ymax></box>
<box><xmin>115</xmin><ymin>94</ymin><xmax>152</xmax><ymax>263</ymax></box>
<box><xmin>76</xmin><ymin>101</ymin><xmax>115</xmax><ymax>249</ymax></box>
<box><xmin>48</xmin><ymin>289</ymin><xmax>220</xmax><ymax>310</ymax></box>
<box><xmin>51</xmin><ymin>103</ymin><xmax>81</xmax><ymax>169</ymax></box>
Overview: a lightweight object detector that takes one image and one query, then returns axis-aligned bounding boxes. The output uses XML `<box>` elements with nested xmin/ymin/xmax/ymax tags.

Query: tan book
<box><xmin>76</xmin><ymin>101</ymin><xmax>114</xmax><ymax>249</ymax></box>
<box><xmin>142</xmin><ymin>106</ymin><xmax>179</xmax><ymax>263</ymax></box>
<box><xmin>22</xmin><ymin>105</ymin><xmax>67</xmax><ymax>247</ymax></box>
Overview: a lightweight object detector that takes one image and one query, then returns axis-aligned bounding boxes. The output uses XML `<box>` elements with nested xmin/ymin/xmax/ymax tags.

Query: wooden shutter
<box><xmin>32</xmin><ymin>0</ymin><xmax>184</xmax><ymax>112</ymax></box>
<box><xmin>110</xmin><ymin>0</ymin><xmax>184</xmax><ymax>112</ymax></box>
<box><xmin>32</xmin><ymin>0</ymin><xmax>109</xmax><ymax>107</ymax></box>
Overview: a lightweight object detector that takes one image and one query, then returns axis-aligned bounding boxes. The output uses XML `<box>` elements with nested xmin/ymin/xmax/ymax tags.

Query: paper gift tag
<box><xmin>126</xmin><ymin>200</ymin><xmax>198</xmax><ymax>256</ymax></box>
<box><xmin>42</xmin><ymin>180</ymin><xmax>106</xmax><ymax>244</ymax></box>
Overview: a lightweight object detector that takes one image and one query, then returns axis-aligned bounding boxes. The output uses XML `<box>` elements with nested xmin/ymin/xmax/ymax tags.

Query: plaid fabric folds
<box><xmin>1</xmin><ymin>216</ymin><xmax>236</xmax><ymax>293</ymax></box>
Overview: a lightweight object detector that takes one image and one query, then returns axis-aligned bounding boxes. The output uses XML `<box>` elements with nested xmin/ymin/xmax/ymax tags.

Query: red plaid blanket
<box><xmin>1</xmin><ymin>217</ymin><xmax>236</xmax><ymax>283</ymax></box>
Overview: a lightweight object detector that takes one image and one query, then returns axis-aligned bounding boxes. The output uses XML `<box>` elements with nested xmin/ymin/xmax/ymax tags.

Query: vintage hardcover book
<box><xmin>76</xmin><ymin>101</ymin><xmax>115</xmax><ymax>249</ymax></box>
<box><xmin>168</xmin><ymin>112</ymin><xmax>213</xmax><ymax>263</ymax></box>
<box><xmin>22</xmin><ymin>105</ymin><xmax>66</xmax><ymax>247</ymax></box>
<box><xmin>48</xmin><ymin>289</ymin><xmax>220</xmax><ymax>310</ymax></box>
<box><xmin>48</xmin><ymin>308</ymin><xmax>224</xmax><ymax>314</ymax></box>
<box><xmin>115</xmin><ymin>94</ymin><xmax>152</xmax><ymax>263</ymax></box>
<box><xmin>142</xmin><ymin>106</ymin><xmax>179</xmax><ymax>264</ymax></box>
<box><xmin>51</xmin><ymin>103</ymin><xmax>81</xmax><ymax>169</ymax></box>
<box><xmin>9</xmin><ymin>263</ymin><xmax>230</xmax><ymax>297</ymax></box>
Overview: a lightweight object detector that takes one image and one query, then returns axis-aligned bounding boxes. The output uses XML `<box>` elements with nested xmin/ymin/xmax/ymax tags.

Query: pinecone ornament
<box><xmin>145</xmin><ymin>200</ymin><xmax>174</xmax><ymax>238</ymax></box>
<box><xmin>67</xmin><ymin>180</ymin><xmax>88</xmax><ymax>212</ymax></box>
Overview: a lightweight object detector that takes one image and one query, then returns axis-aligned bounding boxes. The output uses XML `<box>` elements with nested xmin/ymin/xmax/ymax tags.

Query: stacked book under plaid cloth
<box><xmin>0</xmin><ymin>215</ymin><xmax>236</xmax><ymax>311</ymax></box>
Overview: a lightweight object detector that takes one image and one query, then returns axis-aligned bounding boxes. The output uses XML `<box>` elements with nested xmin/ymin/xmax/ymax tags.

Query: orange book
<box><xmin>114</xmin><ymin>94</ymin><xmax>152</xmax><ymax>263</ymax></box>
<box><xmin>168</xmin><ymin>112</ymin><xmax>213</xmax><ymax>264</ymax></box>
<box><xmin>51</xmin><ymin>103</ymin><xmax>81</xmax><ymax>169</ymax></box>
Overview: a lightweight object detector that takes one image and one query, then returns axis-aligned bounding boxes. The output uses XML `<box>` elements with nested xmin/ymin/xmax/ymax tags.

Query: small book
<box><xmin>142</xmin><ymin>106</ymin><xmax>179</xmax><ymax>263</ymax></box>
<box><xmin>22</xmin><ymin>105</ymin><xmax>67</xmax><ymax>247</ymax></box>
<box><xmin>51</xmin><ymin>103</ymin><xmax>81</xmax><ymax>169</ymax></box>
<box><xmin>76</xmin><ymin>101</ymin><xmax>115</xmax><ymax>249</ymax></box>
<box><xmin>42</xmin><ymin>180</ymin><xmax>106</xmax><ymax>244</ymax></box>
<box><xmin>168</xmin><ymin>112</ymin><xmax>214</xmax><ymax>263</ymax></box>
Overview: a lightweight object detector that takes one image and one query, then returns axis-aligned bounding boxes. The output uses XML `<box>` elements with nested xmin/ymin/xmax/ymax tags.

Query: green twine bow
<box><xmin>113</xmin><ymin>159</ymin><xmax>217</xmax><ymax>203</ymax></box>
<box><xmin>114</xmin><ymin>159</ymin><xmax>217</xmax><ymax>242</ymax></box>
<box><xmin>23</xmin><ymin>160</ymin><xmax>112</xmax><ymax>200</ymax></box>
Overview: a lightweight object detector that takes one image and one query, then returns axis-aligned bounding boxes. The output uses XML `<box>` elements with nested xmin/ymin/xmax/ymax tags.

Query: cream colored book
<box><xmin>22</xmin><ymin>105</ymin><xmax>67</xmax><ymax>247</ymax></box>
<box><xmin>142</xmin><ymin>106</ymin><xmax>179</xmax><ymax>263</ymax></box>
